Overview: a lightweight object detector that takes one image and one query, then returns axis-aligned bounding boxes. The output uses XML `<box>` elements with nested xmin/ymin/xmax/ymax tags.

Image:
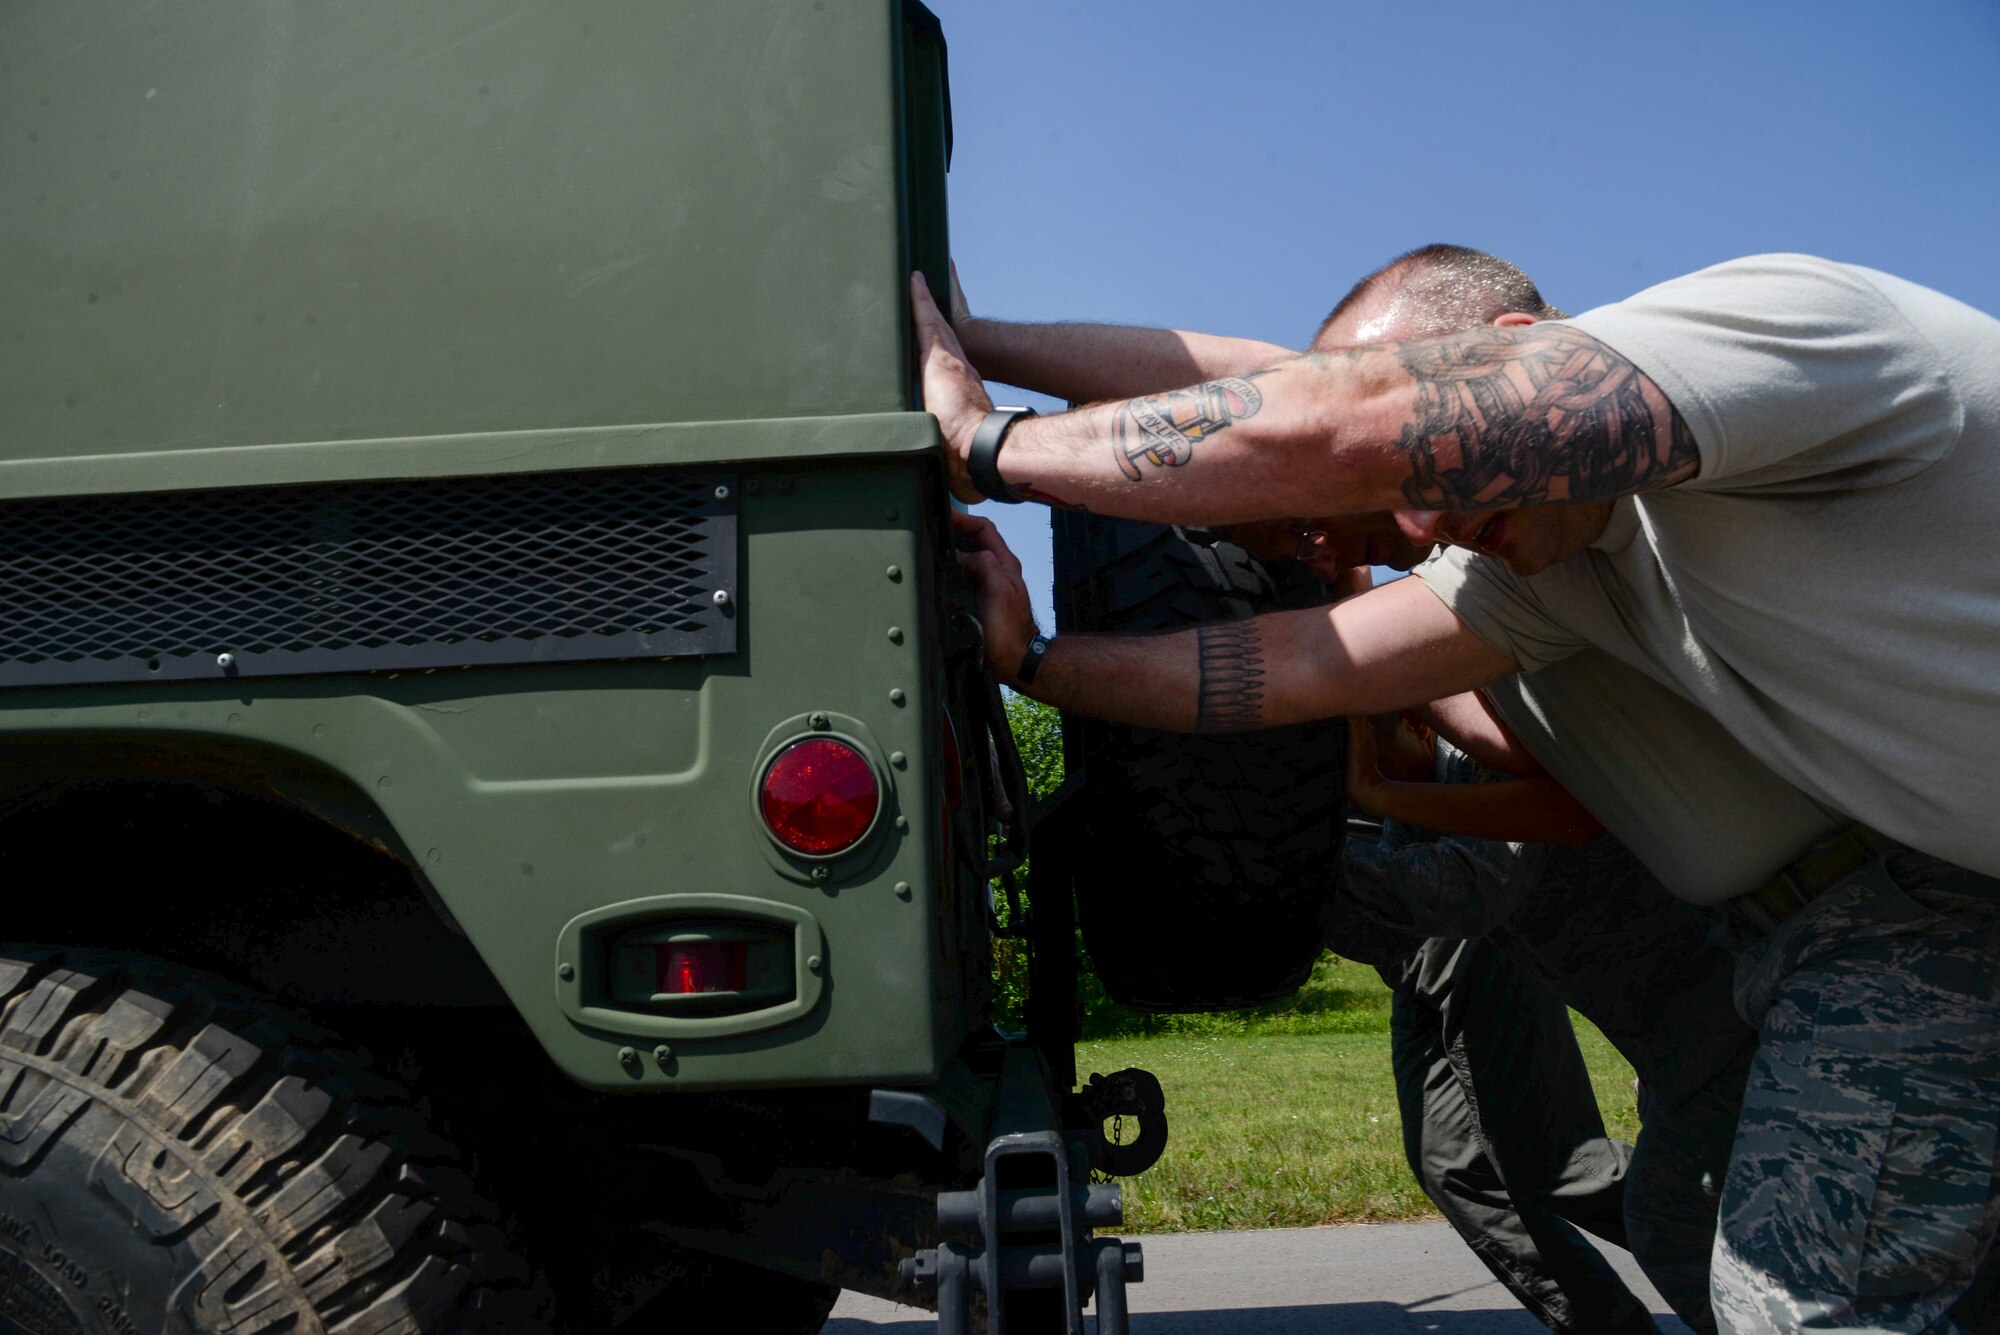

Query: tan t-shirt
<box><xmin>1416</xmin><ymin>254</ymin><xmax>2000</xmax><ymax>875</ymax></box>
<box><xmin>1483</xmin><ymin>652</ymin><xmax>1844</xmax><ymax>902</ymax></box>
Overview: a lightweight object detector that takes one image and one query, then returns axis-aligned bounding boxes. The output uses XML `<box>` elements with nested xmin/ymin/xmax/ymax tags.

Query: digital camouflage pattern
<box><xmin>1714</xmin><ymin>851</ymin><xmax>2000</xmax><ymax>1335</ymax></box>
<box><xmin>1341</xmin><ymin>744</ymin><xmax>1756</xmax><ymax>1333</ymax></box>
<box><xmin>1347</xmin><ymin>821</ymin><xmax>1755</xmax><ymax>1106</ymax></box>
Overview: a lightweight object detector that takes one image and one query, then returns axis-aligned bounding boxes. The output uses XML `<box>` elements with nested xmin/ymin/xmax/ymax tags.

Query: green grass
<box><xmin>1573</xmin><ymin>1016</ymin><xmax>1643</xmax><ymax>1146</ymax></box>
<box><xmin>1082</xmin><ymin>952</ymin><xmax>1397</xmax><ymax>1039</ymax></box>
<box><xmin>1077</xmin><ymin>953</ymin><xmax>1640</xmax><ymax>1232</ymax></box>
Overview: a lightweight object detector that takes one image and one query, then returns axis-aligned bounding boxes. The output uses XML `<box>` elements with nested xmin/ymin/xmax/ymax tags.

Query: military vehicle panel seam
<box><xmin>0</xmin><ymin>411</ymin><xmax>940</xmax><ymax>502</ymax></box>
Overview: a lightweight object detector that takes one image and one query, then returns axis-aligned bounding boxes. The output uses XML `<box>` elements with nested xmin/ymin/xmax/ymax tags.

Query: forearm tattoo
<box><xmin>1194</xmin><ymin>621</ymin><xmax>1267</xmax><ymax>731</ymax></box>
<box><xmin>1394</xmin><ymin>326</ymin><xmax>1699</xmax><ymax>509</ymax></box>
<box><xmin>1113</xmin><ymin>373</ymin><xmax>1268</xmax><ymax>481</ymax></box>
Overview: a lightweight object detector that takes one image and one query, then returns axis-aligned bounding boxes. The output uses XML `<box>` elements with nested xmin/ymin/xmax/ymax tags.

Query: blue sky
<box><xmin>921</xmin><ymin>0</ymin><xmax>2000</xmax><ymax>626</ymax></box>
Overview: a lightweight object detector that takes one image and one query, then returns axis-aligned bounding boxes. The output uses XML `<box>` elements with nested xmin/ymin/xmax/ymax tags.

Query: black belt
<box><xmin>1724</xmin><ymin>823</ymin><xmax>1898</xmax><ymax>937</ymax></box>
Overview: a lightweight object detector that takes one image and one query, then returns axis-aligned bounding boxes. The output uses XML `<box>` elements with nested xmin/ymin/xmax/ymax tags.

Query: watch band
<box><xmin>968</xmin><ymin>407</ymin><xmax>1037</xmax><ymax>504</ymax></box>
<box><xmin>1016</xmin><ymin>633</ymin><xmax>1052</xmax><ymax>686</ymax></box>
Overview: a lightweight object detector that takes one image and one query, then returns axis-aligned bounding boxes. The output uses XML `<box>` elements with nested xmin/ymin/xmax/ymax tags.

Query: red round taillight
<box><xmin>760</xmin><ymin>738</ymin><xmax>880</xmax><ymax>855</ymax></box>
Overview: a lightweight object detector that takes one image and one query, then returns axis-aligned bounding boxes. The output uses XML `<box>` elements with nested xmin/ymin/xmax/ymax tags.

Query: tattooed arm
<box><xmin>915</xmin><ymin>273</ymin><xmax>1699</xmax><ymax>521</ymax></box>
<box><xmin>1385</xmin><ymin>328</ymin><xmax>1700</xmax><ymax>511</ymax></box>
<box><xmin>951</xmin><ymin>514</ymin><xmax>1516</xmax><ymax>731</ymax></box>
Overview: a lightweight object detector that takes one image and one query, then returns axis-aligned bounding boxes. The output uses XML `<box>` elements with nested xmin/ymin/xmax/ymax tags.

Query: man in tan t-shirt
<box><xmin>923</xmin><ymin>247</ymin><xmax>2000</xmax><ymax>1332</ymax></box>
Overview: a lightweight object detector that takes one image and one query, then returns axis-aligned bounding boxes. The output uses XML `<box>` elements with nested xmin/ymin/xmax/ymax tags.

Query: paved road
<box><xmin>827</xmin><ymin>1220</ymin><xmax>1695</xmax><ymax>1334</ymax></box>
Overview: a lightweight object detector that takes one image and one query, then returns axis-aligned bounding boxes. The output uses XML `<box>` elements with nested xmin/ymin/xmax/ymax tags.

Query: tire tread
<box><xmin>1050</xmin><ymin>516</ymin><xmax>1344</xmax><ymax>1010</ymax></box>
<box><xmin>0</xmin><ymin>947</ymin><xmax>553</xmax><ymax>1333</ymax></box>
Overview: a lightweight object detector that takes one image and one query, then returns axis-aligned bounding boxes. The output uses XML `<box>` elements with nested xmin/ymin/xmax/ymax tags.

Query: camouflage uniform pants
<box><xmin>1716</xmin><ymin>850</ymin><xmax>2000</xmax><ymax>1333</ymax></box>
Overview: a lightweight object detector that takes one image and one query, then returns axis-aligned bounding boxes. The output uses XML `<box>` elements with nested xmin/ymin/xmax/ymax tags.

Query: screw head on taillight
<box><xmin>760</xmin><ymin>738</ymin><xmax>881</xmax><ymax>856</ymax></box>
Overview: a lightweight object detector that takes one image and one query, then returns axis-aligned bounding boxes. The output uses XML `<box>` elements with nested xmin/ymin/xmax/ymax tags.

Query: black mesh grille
<box><xmin>0</xmin><ymin>467</ymin><xmax>737</xmax><ymax>686</ymax></box>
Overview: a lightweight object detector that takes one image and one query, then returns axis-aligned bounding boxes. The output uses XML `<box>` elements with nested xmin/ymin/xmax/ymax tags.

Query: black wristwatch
<box><xmin>968</xmin><ymin>407</ymin><xmax>1037</xmax><ymax>504</ymax></box>
<box><xmin>1016</xmin><ymin>632</ymin><xmax>1052</xmax><ymax>686</ymax></box>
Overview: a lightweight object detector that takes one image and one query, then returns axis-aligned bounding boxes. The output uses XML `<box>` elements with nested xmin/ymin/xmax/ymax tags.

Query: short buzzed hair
<box><xmin>1314</xmin><ymin>243</ymin><xmax>1566</xmax><ymax>344</ymax></box>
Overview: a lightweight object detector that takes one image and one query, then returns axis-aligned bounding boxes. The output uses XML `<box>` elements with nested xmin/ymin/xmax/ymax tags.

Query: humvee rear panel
<box><xmin>1</xmin><ymin>0</ymin><xmax>941</xmax><ymax>485</ymax></box>
<box><xmin>0</xmin><ymin>0</ymin><xmax>964</xmax><ymax>1092</ymax></box>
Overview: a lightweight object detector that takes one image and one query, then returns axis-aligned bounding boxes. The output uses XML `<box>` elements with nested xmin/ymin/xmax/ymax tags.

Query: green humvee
<box><xmin>0</xmin><ymin>5</ymin><xmax>1173</xmax><ymax>1331</ymax></box>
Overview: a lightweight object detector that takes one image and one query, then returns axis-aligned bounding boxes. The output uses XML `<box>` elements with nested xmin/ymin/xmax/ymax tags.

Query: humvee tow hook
<box><xmin>902</xmin><ymin>1044</ymin><xmax>1150</xmax><ymax>1334</ymax></box>
<box><xmin>902</xmin><ymin>1131</ymin><xmax>1144</xmax><ymax>1335</ymax></box>
<box><xmin>1071</xmin><ymin>1067</ymin><xmax>1169</xmax><ymax>1178</ymax></box>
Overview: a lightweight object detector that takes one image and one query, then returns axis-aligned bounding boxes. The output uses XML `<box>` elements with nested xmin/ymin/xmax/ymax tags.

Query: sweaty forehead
<box><xmin>1314</xmin><ymin>286</ymin><xmax>1415</xmax><ymax>349</ymax></box>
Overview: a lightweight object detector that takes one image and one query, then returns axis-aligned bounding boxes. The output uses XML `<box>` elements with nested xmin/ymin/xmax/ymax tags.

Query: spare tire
<box><xmin>1050</xmin><ymin>515</ymin><xmax>1345</xmax><ymax>1011</ymax></box>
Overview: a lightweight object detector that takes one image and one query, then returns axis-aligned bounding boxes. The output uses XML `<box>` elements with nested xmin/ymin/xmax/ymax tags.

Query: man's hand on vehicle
<box><xmin>912</xmin><ymin>272</ymin><xmax>994</xmax><ymax>503</ymax></box>
<box><xmin>951</xmin><ymin>512</ymin><xmax>1038</xmax><ymax>683</ymax></box>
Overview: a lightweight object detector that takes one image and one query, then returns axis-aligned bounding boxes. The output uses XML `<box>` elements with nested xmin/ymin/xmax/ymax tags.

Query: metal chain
<box><xmin>1090</xmin><ymin>1113</ymin><xmax>1128</xmax><ymax>1185</ymax></box>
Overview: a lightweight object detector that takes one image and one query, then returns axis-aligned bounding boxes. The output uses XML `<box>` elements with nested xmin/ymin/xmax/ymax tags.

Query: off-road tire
<box><xmin>616</xmin><ymin>1251</ymin><xmax>839</xmax><ymax>1333</ymax></box>
<box><xmin>1051</xmin><ymin>515</ymin><xmax>1345</xmax><ymax>1011</ymax></box>
<box><xmin>0</xmin><ymin>947</ymin><xmax>551</xmax><ymax>1335</ymax></box>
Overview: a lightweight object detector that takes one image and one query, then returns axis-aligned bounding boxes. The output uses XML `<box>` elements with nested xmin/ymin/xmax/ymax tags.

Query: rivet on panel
<box><xmin>558</xmin><ymin>962</ymin><xmax>575</xmax><ymax>981</ymax></box>
<box><xmin>885</xmin><ymin>565</ymin><xmax>903</xmax><ymax>582</ymax></box>
<box><xmin>806</xmin><ymin>955</ymin><xmax>823</xmax><ymax>973</ymax></box>
<box><xmin>895</xmin><ymin>816</ymin><xmax>910</xmax><ymax>833</ymax></box>
<box><xmin>889</xmin><ymin>688</ymin><xmax>906</xmax><ymax>706</ymax></box>
<box><xmin>886</xmin><ymin>626</ymin><xmax>904</xmax><ymax>644</ymax></box>
<box><xmin>895</xmin><ymin>881</ymin><xmax>913</xmax><ymax>900</ymax></box>
<box><xmin>890</xmin><ymin>751</ymin><xmax>907</xmax><ymax>769</ymax></box>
